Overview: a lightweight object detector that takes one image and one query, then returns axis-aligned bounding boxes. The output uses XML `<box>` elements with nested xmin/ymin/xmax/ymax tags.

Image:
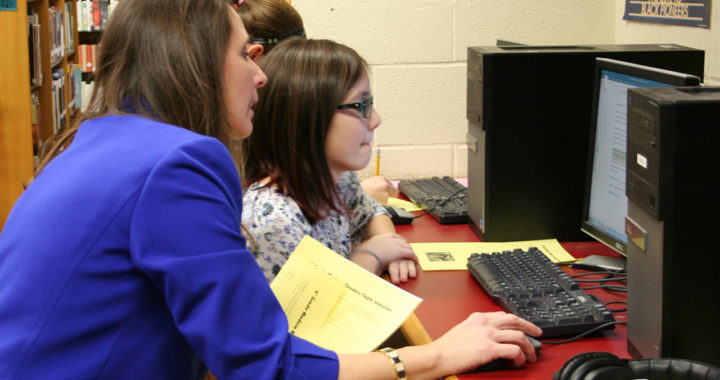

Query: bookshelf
<box><xmin>1</xmin><ymin>1</ymin><xmax>35</xmax><ymax>231</ymax></box>
<box><xmin>1</xmin><ymin>0</ymin><xmax>83</xmax><ymax>230</ymax></box>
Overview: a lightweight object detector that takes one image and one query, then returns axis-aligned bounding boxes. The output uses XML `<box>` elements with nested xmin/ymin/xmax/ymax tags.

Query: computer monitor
<box><xmin>466</xmin><ymin>44</ymin><xmax>704</xmax><ymax>243</ymax></box>
<box><xmin>580</xmin><ymin>57</ymin><xmax>702</xmax><ymax>256</ymax></box>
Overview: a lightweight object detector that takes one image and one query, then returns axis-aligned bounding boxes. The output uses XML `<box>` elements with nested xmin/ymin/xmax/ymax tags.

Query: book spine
<box><xmin>30</xmin><ymin>92</ymin><xmax>41</xmax><ymax>161</ymax></box>
<box><xmin>90</xmin><ymin>44</ymin><xmax>95</xmax><ymax>72</ymax></box>
<box><xmin>51</xmin><ymin>71</ymin><xmax>59</xmax><ymax>134</ymax></box>
<box><xmin>64</xmin><ymin>2</ymin><xmax>73</xmax><ymax>54</ymax></box>
<box><xmin>100</xmin><ymin>0</ymin><xmax>108</xmax><ymax>30</ymax></box>
<box><xmin>81</xmin><ymin>81</ymin><xmax>94</xmax><ymax>113</ymax></box>
<box><xmin>92</xmin><ymin>0</ymin><xmax>101</xmax><ymax>31</ymax></box>
<box><xmin>28</xmin><ymin>11</ymin><xmax>38</xmax><ymax>87</ymax></box>
<box><xmin>86</xmin><ymin>44</ymin><xmax>93</xmax><ymax>72</ymax></box>
<box><xmin>73</xmin><ymin>67</ymin><xmax>83</xmax><ymax>111</ymax></box>
<box><xmin>85</xmin><ymin>0</ymin><xmax>91</xmax><ymax>32</ymax></box>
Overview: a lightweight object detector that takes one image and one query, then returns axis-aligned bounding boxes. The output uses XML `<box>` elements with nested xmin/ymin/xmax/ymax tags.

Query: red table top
<box><xmin>394</xmin><ymin>214</ymin><xmax>629</xmax><ymax>379</ymax></box>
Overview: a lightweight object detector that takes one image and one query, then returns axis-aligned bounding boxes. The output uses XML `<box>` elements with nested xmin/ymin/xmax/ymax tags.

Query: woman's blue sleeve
<box><xmin>129</xmin><ymin>137</ymin><xmax>338</xmax><ymax>379</ymax></box>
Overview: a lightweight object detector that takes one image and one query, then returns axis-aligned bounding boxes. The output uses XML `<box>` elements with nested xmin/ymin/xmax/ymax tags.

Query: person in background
<box><xmin>0</xmin><ymin>0</ymin><xmax>541</xmax><ymax>378</ymax></box>
<box><xmin>242</xmin><ymin>38</ymin><xmax>418</xmax><ymax>284</ymax></box>
<box><xmin>236</xmin><ymin>0</ymin><xmax>306</xmax><ymax>63</ymax></box>
<box><xmin>237</xmin><ymin>0</ymin><xmax>399</xmax><ymax>205</ymax></box>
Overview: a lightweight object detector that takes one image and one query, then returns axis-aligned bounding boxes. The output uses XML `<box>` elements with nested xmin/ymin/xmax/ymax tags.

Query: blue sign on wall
<box><xmin>0</xmin><ymin>0</ymin><xmax>18</xmax><ymax>11</ymax></box>
<box><xmin>624</xmin><ymin>0</ymin><xmax>711</xmax><ymax>28</ymax></box>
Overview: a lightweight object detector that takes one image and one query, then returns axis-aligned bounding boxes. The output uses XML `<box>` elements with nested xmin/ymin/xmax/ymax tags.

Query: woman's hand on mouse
<box><xmin>426</xmin><ymin>311</ymin><xmax>542</xmax><ymax>374</ymax></box>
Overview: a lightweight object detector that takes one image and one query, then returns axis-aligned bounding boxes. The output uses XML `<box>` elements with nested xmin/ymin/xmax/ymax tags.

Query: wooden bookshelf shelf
<box><xmin>2</xmin><ymin>0</ymin><xmax>119</xmax><ymax>229</ymax></box>
<box><xmin>78</xmin><ymin>30</ymin><xmax>102</xmax><ymax>44</ymax></box>
<box><xmin>1</xmin><ymin>0</ymin><xmax>82</xmax><ymax>230</ymax></box>
<box><xmin>1</xmin><ymin>1</ymin><xmax>37</xmax><ymax>230</ymax></box>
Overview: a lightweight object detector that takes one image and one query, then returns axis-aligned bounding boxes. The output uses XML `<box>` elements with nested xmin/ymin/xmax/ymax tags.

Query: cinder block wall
<box><xmin>292</xmin><ymin>0</ymin><xmax>717</xmax><ymax>180</ymax></box>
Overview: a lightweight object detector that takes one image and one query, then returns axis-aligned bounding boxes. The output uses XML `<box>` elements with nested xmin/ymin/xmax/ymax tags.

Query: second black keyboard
<box><xmin>398</xmin><ymin>176</ymin><xmax>467</xmax><ymax>224</ymax></box>
<box><xmin>467</xmin><ymin>247</ymin><xmax>616</xmax><ymax>338</ymax></box>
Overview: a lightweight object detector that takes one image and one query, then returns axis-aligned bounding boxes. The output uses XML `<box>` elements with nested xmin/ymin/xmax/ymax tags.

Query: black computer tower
<box><xmin>466</xmin><ymin>44</ymin><xmax>704</xmax><ymax>241</ymax></box>
<box><xmin>625</xmin><ymin>86</ymin><xmax>720</xmax><ymax>366</ymax></box>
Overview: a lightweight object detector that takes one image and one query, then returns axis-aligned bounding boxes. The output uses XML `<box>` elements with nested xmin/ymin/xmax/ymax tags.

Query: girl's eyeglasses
<box><xmin>336</xmin><ymin>96</ymin><xmax>373</xmax><ymax>119</ymax></box>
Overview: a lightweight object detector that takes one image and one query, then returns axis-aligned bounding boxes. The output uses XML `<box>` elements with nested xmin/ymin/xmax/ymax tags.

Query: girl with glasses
<box><xmin>236</xmin><ymin>0</ymin><xmax>400</xmax><ymax>205</ymax></box>
<box><xmin>242</xmin><ymin>38</ymin><xmax>417</xmax><ymax>284</ymax></box>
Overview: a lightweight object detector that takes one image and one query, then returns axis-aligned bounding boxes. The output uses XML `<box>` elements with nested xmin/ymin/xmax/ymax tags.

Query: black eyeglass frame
<box><xmin>248</xmin><ymin>29</ymin><xmax>306</xmax><ymax>46</ymax></box>
<box><xmin>336</xmin><ymin>96</ymin><xmax>374</xmax><ymax>119</ymax></box>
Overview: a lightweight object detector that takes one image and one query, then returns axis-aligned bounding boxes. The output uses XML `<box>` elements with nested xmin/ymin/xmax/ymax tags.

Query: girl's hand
<box><xmin>352</xmin><ymin>232</ymin><xmax>418</xmax><ymax>283</ymax></box>
<box><xmin>360</xmin><ymin>176</ymin><xmax>398</xmax><ymax>205</ymax></box>
<box><xmin>386</xmin><ymin>259</ymin><xmax>417</xmax><ymax>284</ymax></box>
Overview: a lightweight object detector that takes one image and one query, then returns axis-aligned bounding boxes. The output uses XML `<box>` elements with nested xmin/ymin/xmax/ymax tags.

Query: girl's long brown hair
<box><xmin>243</xmin><ymin>38</ymin><xmax>368</xmax><ymax>223</ymax></box>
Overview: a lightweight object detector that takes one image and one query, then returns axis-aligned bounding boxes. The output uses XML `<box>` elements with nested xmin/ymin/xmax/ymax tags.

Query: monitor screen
<box><xmin>581</xmin><ymin>58</ymin><xmax>701</xmax><ymax>256</ymax></box>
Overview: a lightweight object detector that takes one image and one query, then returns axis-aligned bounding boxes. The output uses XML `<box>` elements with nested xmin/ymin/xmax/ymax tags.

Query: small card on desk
<box><xmin>411</xmin><ymin>239</ymin><xmax>578</xmax><ymax>271</ymax></box>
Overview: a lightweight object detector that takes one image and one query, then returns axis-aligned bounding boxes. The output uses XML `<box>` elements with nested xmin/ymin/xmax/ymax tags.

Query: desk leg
<box><xmin>399</xmin><ymin>312</ymin><xmax>433</xmax><ymax>346</ymax></box>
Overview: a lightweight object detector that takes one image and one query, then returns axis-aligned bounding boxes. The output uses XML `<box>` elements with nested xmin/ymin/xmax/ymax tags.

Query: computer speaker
<box><xmin>553</xmin><ymin>352</ymin><xmax>720</xmax><ymax>380</ymax></box>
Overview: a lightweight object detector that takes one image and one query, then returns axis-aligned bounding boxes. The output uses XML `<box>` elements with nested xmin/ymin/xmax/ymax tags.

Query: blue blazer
<box><xmin>0</xmin><ymin>115</ymin><xmax>337</xmax><ymax>379</ymax></box>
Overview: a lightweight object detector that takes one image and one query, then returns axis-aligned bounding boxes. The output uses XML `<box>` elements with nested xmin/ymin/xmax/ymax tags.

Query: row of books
<box><xmin>49</xmin><ymin>66</ymin><xmax>85</xmax><ymax>135</ymax></box>
<box><xmin>77</xmin><ymin>0</ymin><xmax>120</xmax><ymax>32</ymax></box>
<box><xmin>28</xmin><ymin>2</ymin><xmax>81</xmax><ymax>86</ymax></box>
<box><xmin>51</xmin><ymin>69</ymin><xmax>67</xmax><ymax>134</ymax></box>
<box><xmin>48</xmin><ymin>5</ymin><xmax>75</xmax><ymax>65</ymax></box>
<box><xmin>31</xmin><ymin>70</ymin><xmax>92</xmax><ymax>167</ymax></box>
<box><xmin>28</xmin><ymin>2</ymin><xmax>117</xmax><ymax>82</ymax></box>
<box><xmin>27</xmin><ymin>0</ymin><xmax>113</xmax><ymax>162</ymax></box>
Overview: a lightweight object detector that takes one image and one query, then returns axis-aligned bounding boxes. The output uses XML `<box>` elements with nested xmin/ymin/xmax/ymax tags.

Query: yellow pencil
<box><xmin>375</xmin><ymin>149</ymin><xmax>380</xmax><ymax>176</ymax></box>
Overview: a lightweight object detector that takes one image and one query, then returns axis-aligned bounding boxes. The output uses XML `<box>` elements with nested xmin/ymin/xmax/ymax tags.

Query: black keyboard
<box><xmin>398</xmin><ymin>176</ymin><xmax>467</xmax><ymax>224</ymax></box>
<box><xmin>467</xmin><ymin>248</ymin><xmax>616</xmax><ymax>338</ymax></box>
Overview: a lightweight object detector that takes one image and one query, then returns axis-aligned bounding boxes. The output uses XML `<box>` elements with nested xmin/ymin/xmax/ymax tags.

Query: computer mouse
<box><xmin>474</xmin><ymin>336</ymin><xmax>542</xmax><ymax>372</ymax></box>
<box><xmin>384</xmin><ymin>205</ymin><xmax>414</xmax><ymax>225</ymax></box>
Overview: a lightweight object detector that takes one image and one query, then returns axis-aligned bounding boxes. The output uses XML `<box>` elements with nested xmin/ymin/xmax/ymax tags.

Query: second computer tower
<box><xmin>466</xmin><ymin>44</ymin><xmax>704</xmax><ymax>241</ymax></box>
<box><xmin>625</xmin><ymin>86</ymin><xmax>720</xmax><ymax>366</ymax></box>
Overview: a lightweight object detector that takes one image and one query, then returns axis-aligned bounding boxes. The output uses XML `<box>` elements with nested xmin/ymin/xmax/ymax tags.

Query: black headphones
<box><xmin>553</xmin><ymin>352</ymin><xmax>720</xmax><ymax>380</ymax></box>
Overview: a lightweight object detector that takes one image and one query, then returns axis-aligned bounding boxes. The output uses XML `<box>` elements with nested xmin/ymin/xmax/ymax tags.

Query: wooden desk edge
<box><xmin>399</xmin><ymin>312</ymin><xmax>433</xmax><ymax>346</ymax></box>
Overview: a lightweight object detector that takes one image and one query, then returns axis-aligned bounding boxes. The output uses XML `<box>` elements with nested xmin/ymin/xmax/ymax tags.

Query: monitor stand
<box><xmin>571</xmin><ymin>255</ymin><xmax>626</xmax><ymax>272</ymax></box>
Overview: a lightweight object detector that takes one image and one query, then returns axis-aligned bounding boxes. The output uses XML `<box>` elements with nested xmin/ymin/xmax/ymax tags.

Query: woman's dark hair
<box><xmin>237</xmin><ymin>0</ymin><xmax>305</xmax><ymax>54</ymax></box>
<box><xmin>35</xmin><ymin>0</ymin><xmax>236</xmax><ymax>175</ymax></box>
<box><xmin>244</xmin><ymin>38</ymin><xmax>368</xmax><ymax>223</ymax></box>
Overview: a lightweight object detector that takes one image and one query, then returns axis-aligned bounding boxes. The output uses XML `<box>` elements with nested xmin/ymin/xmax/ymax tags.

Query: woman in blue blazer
<box><xmin>0</xmin><ymin>0</ymin><xmax>540</xmax><ymax>378</ymax></box>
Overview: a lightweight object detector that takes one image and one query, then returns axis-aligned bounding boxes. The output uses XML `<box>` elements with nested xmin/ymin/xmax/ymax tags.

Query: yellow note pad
<box><xmin>271</xmin><ymin>235</ymin><xmax>422</xmax><ymax>353</ymax></box>
<box><xmin>386</xmin><ymin>197</ymin><xmax>424</xmax><ymax>212</ymax></box>
<box><xmin>412</xmin><ymin>239</ymin><xmax>578</xmax><ymax>271</ymax></box>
